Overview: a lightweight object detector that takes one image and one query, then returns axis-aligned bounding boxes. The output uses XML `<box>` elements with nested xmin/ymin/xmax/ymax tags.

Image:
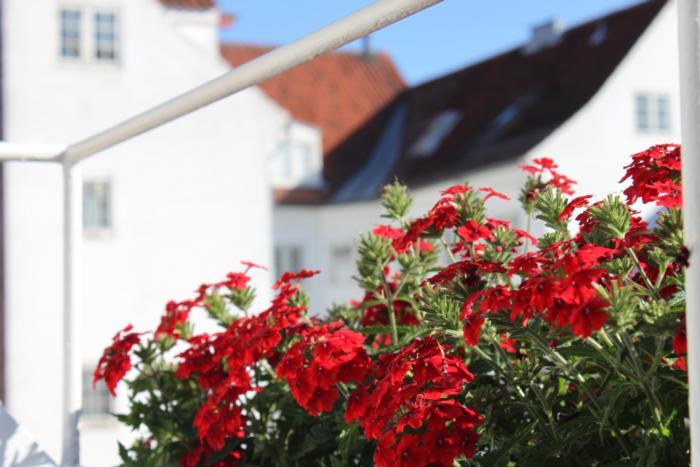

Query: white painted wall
<box><xmin>3</xmin><ymin>0</ymin><xmax>288</xmax><ymax>464</ymax></box>
<box><xmin>527</xmin><ymin>0</ymin><xmax>681</xmax><ymax>201</ymax></box>
<box><xmin>275</xmin><ymin>0</ymin><xmax>681</xmax><ymax>315</ymax></box>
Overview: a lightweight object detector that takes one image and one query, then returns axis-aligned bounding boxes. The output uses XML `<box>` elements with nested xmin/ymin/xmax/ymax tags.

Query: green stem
<box><xmin>472</xmin><ymin>342</ymin><xmax>557</xmax><ymax>441</ymax></box>
<box><xmin>381</xmin><ymin>279</ymin><xmax>400</xmax><ymax>345</ymax></box>
<box><xmin>625</xmin><ymin>247</ymin><xmax>660</xmax><ymax>298</ymax></box>
<box><xmin>524</xmin><ymin>213</ymin><xmax>532</xmax><ymax>254</ymax></box>
<box><xmin>440</xmin><ymin>237</ymin><xmax>457</xmax><ymax>264</ymax></box>
<box><xmin>524</xmin><ymin>329</ymin><xmax>633</xmax><ymax>457</ymax></box>
<box><xmin>619</xmin><ymin>332</ymin><xmax>665</xmax><ymax>426</ymax></box>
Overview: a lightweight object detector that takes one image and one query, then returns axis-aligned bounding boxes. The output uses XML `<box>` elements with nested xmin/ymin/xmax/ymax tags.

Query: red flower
<box><xmin>512</xmin><ymin>228</ymin><xmax>538</xmax><ymax>246</ymax></box>
<box><xmin>569</xmin><ymin>296</ymin><xmax>609</xmax><ymax>338</ymax></box>
<box><xmin>346</xmin><ymin>337</ymin><xmax>480</xmax><ymax>466</ymax></box>
<box><xmin>155</xmin><ymin>299</ymin><xmax>196</xmax><ymax>339</ymax></box>
<box><xmin>498</xmin><ymin>334</ymin><xmax>517</xmax><ymax>353</ymax></box>
<box><xmin>461</xmin><ymin>306</ymin><xmax>485</xmax><ymax>346</ymax></box>
<box><xmin>93</xmin><ymin>324</ymin><xmax>141</xmax><ymax>396</ymax></box>
<box><xmin>274</xmin><ymin>269</ymin><xmax>320</xmax><ymax>289</ymax></box>
<box><xmin>559</xmin><ymin>195</ymin><xmax>593</xmax><ymax>221</ymax></box>
<box><xmin>440</xmin><ymin>184</ymin><xmax>471</xmax><ymax>196</ymax></box>
<box><xmin>373</xmin><ymin>224</ymin><xmax>404</xmax><ymax>240</ymax></box>
<box><xmin>240</xmin><ymin>260</ymin><xmax>267</xmax><ymax>270</ymax></box>
<box><xmin>218</xmin><ymin>272</ymin><xmax>250</xmax><ymax>290</ymax></box>
<box><xmin>674</xmin><ymin>317</ymin><xmax>687</xmax><ymax>355</ymax></box>
<box><xmin>479</xmin><ymin>187</ymin><xmax>510</xmax><ymax>201</ymax></box>
<box><xmin>457</xmin><ymin>220</ymin><xmax>492</xmax><ymax>243</ymax></box>
<box><xmin>534</xmin><ymin>157</ymin><xmax>557</xmax><ymax>169</ymax></box>
<box><xmin>277</xmin><ymin>323</ymin><xmax>370</xmax><ymax>416</ymax></box>
<box><xmin>621</xmin><ymin>144</ymin><xmax>681</xmax><ymax>208</ymax></box>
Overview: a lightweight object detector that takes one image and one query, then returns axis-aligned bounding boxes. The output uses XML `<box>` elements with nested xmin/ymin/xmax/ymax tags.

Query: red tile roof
<box><xmin>322</xmin><ymin>0</ymin><xmax>666</xmax><ymax>204</ymax></box>
<box><xmin>160</xmin><ymin>0</ymin><xmax>214</xmax><ymax>10</ymax></box>
<box><xmin>220</xmin><ymin>44</ymin><xmax>406</xmax><ymax>155</ymax></box>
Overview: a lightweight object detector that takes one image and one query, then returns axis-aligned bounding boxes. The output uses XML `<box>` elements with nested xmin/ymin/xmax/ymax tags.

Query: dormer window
<box><xmin>58</xmin><ymin>6</ymin><xmax>119</xmax><ymax>63</ymax></box>
<box><xmin>409</xmin><ymin>109</ymin><xmax>461</xmax><ymax>158</ymax></box>
<box><xmin>635</xmin><ymin>93</ymin><xmax>671</xmax><ymax>133</ymax></box>
<box><xmin>271</xmin><ymin>122</ymin><xmax>323</xmax><ymax>189</ymax></box>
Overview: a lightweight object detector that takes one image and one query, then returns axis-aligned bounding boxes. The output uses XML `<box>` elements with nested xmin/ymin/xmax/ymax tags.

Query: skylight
<box><xmin>589</xmin><ymin>22</ymin><xmax>608</xmax><ymax>47</ymax></box>
<box><xmin>409</xmin><ymin>109</ymin><xmax>462</xmax><ymax>158</ymax></box>
<box><xmin>493</xmin><ymin>103</ymin><xmax>521</xmax><ymax>128</ymax></box>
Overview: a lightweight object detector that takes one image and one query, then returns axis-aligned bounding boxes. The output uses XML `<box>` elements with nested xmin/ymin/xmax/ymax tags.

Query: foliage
<box><xmin>95</xmin><ymin>144</ymin><xmax>688</xmax><ymax>466</ymax></box>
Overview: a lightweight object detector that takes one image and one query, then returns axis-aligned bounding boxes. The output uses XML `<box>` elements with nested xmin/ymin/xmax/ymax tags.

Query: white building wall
<box><xmin>275</xmin><ymin>0</ymin><xmax>681</xmax><ymax>315</ymax></box>
<box><xmin>3</xmin><ymin>0</ymin><xmax>287</xmax><ymax>464</ymax></box>
<box><xmin>527</xmin><ymin>0</ymin><xmax>681</xmax><ymax>200</ymax></box>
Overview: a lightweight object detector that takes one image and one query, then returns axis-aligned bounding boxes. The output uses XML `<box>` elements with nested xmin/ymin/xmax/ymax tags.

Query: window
<box><xmin>59</xmin><ymin>7</ymin><xmax>119</xmax><ymax>63</ymax></box>
<box><xmin>635</xmin><ymin>93</ymin><xmax>671</xmax><ymax>132</ymax></box>
<box><xmin>330</xmin><ymin>245</ymin><xmax>354</xmax><ymax>284</ymax></box>
<box><xmin>82</xmin><ymin>367</ymin><xmax>111</xmax><ymax>417</ymax></box>
<box><xmin>657</xmin><ymin>95</ymin><xmax>671</xmax><ymax>131</ymax></box>
<box><xmin>277</xmin><ymin>140</ymin><xmax>316</xmax><ymax>184</ymax></box>
<box><xmin>409</xmin><ymin>110</ymin><xmax>462</xmax><ymax>158</ymax></box>
<box><xmin>271</xmin><ymin>122</ymin><xmax>323</xmax><ymax>188</ymax></box>
<box><xmin>60</xmin><ymin>9</ymin><xmax>82</xmax><ymax>58</ymax></box>
<box><xmin>94</xmin><ymin>12</ymin><xmax>118</xmax><ymax>61</ymax></box>
<box><xmin>83</xmin><ymin>181</ymin><xmax>112</xmax><ymax>231</ymax></box>
<box><xmin>275</xmin><ymin>245</ymin><xmax>303</xmax><ymax>279</ymax></box>
<box><xmin>635</xmin><ymin>95</ymin><xmax>649</xmax><ymax>131</ymax></box>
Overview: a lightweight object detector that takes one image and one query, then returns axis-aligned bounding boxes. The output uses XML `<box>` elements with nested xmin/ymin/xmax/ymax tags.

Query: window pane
<box><xmin>95</xmin><ymin>12</ymin><xmax>118</xmax><ymax>61</ymax></box>
<box><xmin>657</xmin><ymin>95</ymin><xmax>670</xmax><ymax>131</ymax></box>
<box><xmin>330</xmin><ymin>245</ymin><xmax>353</xmax><ymax>284</ymax></box>
<box><xmin>60</xmin><ymin>9</ymin><xmax>82</xmax><ymax>58</ymax></box>
<box><xmin>82</xmin><ymin>367</ymin><xmax>111</xmax><ymax>417</ymax></box>
<box><xmin>635</xmin><ymin>95</ymin><xmax>649</xmax><ymax>131</ymax></box>
<box><xmin>274</xmin><ymin>245</ymin><xmax>303</xmax><ymax>278</ymax></box>
<box><xmin>83</xmin><ymin>181</ymin><xmax>112</xmax><ymax>230</ymax></box>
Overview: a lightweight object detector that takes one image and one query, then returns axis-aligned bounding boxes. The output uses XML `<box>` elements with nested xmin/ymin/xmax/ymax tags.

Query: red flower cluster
<box><xmin>345</xmin><ymin>338</ymin><xmax>481</xmax><ymax>467</ymax></box>
<box><xmin>175</xmin><ymin>269</ymin><xmax>318</xmax><ymax>466</ymax></box>
<box><xmin>93</xmin><ymin>324</ymin><xmax>141</xmax><ymax>395</ymax></box>
<box><xmin>673</xmin><ymin>314</ymin><xmax>687</xmax><ymax>372</ymax></box>
<box><xmin>519</xmin><ymin>157</ymin><xmax>576</xmax><ymax>196</ymax></box>
<box><xmin>276</xmin><ymin>322</ymin><xmax>370</xmax><ymax>415</ymax></box>
<box><xmin>621</xmin><ymin>144</ymin><xmax>681</xmax><ymax>208</ymax></box>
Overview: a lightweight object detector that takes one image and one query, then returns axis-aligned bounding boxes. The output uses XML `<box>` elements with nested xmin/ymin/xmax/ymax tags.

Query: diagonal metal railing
<box><xmin>0</xmin><ymin>0</ymin><xmax>443</xmax><ymax>464</ymax></box>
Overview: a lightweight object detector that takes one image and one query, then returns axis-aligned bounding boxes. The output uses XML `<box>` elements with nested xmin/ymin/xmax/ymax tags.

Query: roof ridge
<box><xmin>412</xmin><ymin>0</ymin><xmax>666</xmax><ymax>90</ymax></box>
<box><xmin>159</xmin><ymin>0</ymin><xmax>215</xmax><ymax>11</ymax></box>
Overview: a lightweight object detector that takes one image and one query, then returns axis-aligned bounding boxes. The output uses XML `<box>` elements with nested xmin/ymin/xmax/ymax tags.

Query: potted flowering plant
<box><xmin>95</xmin><ymin>144</ymin><xmax>688</xmax><ymax>466</ymax></box>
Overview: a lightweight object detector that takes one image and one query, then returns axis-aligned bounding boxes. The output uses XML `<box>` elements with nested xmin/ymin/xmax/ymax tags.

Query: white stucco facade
<box><xmin>2</xmin><ymin>0</ymin><xmax>289</xmax><ymax>464</ymax></box>
<box><xmin>275</xmin><ymin>0</ymin><xmax>681</xmax><ymax>316</ymax></box>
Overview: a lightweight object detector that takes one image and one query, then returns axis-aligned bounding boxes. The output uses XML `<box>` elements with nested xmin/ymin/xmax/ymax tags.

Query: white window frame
<box><xmin>635</xmin><ymin>92</ymin><xmax>671</xmax><ymax>133</ymax></box>
<box><xmin>274</xmin><ymin>244</ymin><xmax>304</xmax><ymax>279</ymax></box>
<box><xmin>57</xmin><ymin>4</ymin><xmax>121</xmax><ymax>65</ymax></box>
<box><xmin>59</xmin><ymin>8</ymin><xmax>83</xmax><ymax>59</ymax></box>
<box><xmin>94</xmin><ymin>11</ymin><xmax>119</xmax><ymax>62</ymax></box>
<box><xmin>83</xmin><ymin>179</ymin><xmax>113</xmax><ymax>236</ymax></box>
<box><xmin>82</xmin><ymin>366</ymin><xmax>112</xmax><ymax>419</ymax></box>
<box><xmin>330</xmin><ymin>244</ymin><xmax>355</xmax><ymax>285</ymax></box>
<box><xmin>271</xmin><ymin>121</ymin><xmax>324</xmax><ymax>189</ymax></box>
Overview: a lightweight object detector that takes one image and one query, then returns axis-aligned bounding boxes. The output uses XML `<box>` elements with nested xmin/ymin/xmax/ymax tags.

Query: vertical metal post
<box><xmin>678</xmin><ymin>1</ymin><xmax>700</xmax><ymax>463</ymax></box>
<box><xmin>61</xmin><ymin>162</ymin><xmax>82</xmax><ymax>466</ymax></box>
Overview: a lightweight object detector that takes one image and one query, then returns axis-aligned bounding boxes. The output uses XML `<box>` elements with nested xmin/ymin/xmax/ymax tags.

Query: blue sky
<box><xmin>217</xmin><ymin>0</ymin><xmax>642</xmax><ymax>85</ymax></box>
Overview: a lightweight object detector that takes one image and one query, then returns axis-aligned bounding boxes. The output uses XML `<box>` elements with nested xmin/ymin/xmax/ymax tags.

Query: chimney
<box><xmin>163</xmin><ymin>4</ymin><xmax>221</xmax><ymax>60</ymax></box>
<box><xmin>522</xmin><ymin>19</ymin><xmax>565</xmax><ymax>55</ymax></box>
<box><xmin>361</xmin><ymin>35</ymin><xmax>373</xmax><ymax>60</ymax></box>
